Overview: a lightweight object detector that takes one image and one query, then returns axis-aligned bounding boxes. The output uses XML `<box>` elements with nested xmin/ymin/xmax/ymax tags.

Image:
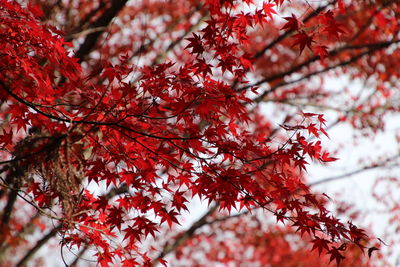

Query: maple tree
<box><xmin>0</xmin><ymin>0</ymin><xmax>399</xmax><ymax>266</ymax></box>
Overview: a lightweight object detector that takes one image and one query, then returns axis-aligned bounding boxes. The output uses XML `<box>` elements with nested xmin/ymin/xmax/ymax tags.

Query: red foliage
<box><xmin>0</xmin><ymin>0</ymin><xmax>399</xmax><ymax>266</ymax></box>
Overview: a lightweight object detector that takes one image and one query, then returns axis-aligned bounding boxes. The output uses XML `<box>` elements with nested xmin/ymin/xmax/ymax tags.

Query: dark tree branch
<box><xmin>240</xmin><ymin>38</ymin><xmax>399</xmax><ymax>93</ymax></box>
<box><xmin>236</xmin><ymin>0</ymin><xmax>398</xmax><ymax>93</ymax></box>
<box><xmin>16</xmin><ymin>224</ymin><xmax>62</xmax><ymax>267</ymax></box>
<box><xmin>66</xmin><ymin>2</ymin><xmax>108</xmax><ymax>41</ymax></box>
<box><xmin>151</xmin><ymin>153</ymin><xmax>400</xmax><ymax>265</ymax></box>
<box><xmin>74</xmin><ymin>0</ymin><xmax>128</xmax><ymax>62</ymax></box>
<box><xmin>0</xmin><ymin>79</ymin><xmax>198</xmax><ymax>142</ymax></box>
<box><xmin>250</xmin><ymin>39</ymin><xmax>400</xmax><ymax>102</ymax></box>
<box><xmin>2</xmin><ymin>180</ymin><xmax>127</xmax><ymax>266</ymax></box>
<box><xmin>231</xmin><ymin>0</ymin><xmax>336</xmax><ymax>89</ymax></box>
<box><xmin>68</xmin><ymin>245</ymin><xmax>89</xmax><ymax>267</ymax></box>
<box><xmin>1</xmin><ymin>188</ymin><xmax>18</xmax><ymax>229</ymax></box>
<box><xmin>309</xmin><ymin>154</ymin><xmax>400</xmax><ymax>187</ymax></box>
<box><xmin>152</xmin><ymin>6</ymin><xmax>208</xmax><ymax>66</ymax></box>
<box><xmin>153</xmin><ymin>204</ymin><xmax>219</xmax><ymax>265</ymax></box>
<box><xmin>253</xmin><ymin>0</ymin><xmax>337</xmax><ymax>60</ymax></box>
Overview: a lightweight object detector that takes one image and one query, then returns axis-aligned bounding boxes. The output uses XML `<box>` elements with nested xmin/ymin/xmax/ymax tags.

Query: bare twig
<box><xmin>309</xmin><ymin>154</ymin><xmax>400</xmax><ymax>187</ymax></box>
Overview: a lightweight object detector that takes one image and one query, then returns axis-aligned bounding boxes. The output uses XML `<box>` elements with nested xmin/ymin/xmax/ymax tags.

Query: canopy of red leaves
<box><xmin>0</xmin><ymin>0</ymin><xmax>399</xmax><ymax>266</ymax></box>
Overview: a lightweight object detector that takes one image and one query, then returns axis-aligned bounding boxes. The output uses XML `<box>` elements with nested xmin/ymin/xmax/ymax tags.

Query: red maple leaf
<box><xmin>292</xmin><ymin>31</ymin><xmax>315</xmax><ymax>53</ymax></box>
<box><xmin>185</xmin><ymin>33</ymin><xmax>204</xmax><ymax>55</ymax></box>
<box><xmin>328</xmin><ymin>247</ymin><xmax>346</xmax><ymax>266</ymax></box>
<box><xmin>321</xmin><ymin>152</ymin><xmax>338</xmax><ymax>162</ymax></box>
<box><xmin>311</xmin><ymin>238</ymin><xmax>330</xmax><ymax>255</ymax></box>
<box><xmin>314</xmin><ymin>45</ymin><xmax>329</xmax><ymax>59</ymax></box>
<box><xmin>263</xmin><ymin>3</ymin><xmax>277</xmax><ymax>20</ymax></box>
<box><xmin>281</xmin><ymin>14</ymin><xmax>301</xmax><ymax>31</ymax></box>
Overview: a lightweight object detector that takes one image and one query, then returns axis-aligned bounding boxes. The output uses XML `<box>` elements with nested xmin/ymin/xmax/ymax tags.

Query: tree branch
<box><xmin>16</xmin><ymin>224</ymin><xmax>62</xmax><ymax>267</ymax></box>
<box><xmin>253</xmin><ymin>0</ymin><xmax>337</xmax><ymax>60</ymax></box>
<box><xmin>153</xmin><ymin>204</ymin><xmax>219</xmax><ymax>266</ymax></box>
<box><xmin>309</xmin><ymin>154</ymin><xmax>400</xmax><ymax>187</ymax></box>
<box><xmin>239</xmin><ymin>38</ymin><xmax>399</xmax><ymax>94</ymax></box>
<box><xmin>252</xmin><ymin>39</ymin><xmax>400</xmax><ymax>102</ymax></box>
<box><xmin>74</xmin><ymin>0</ymin><xmax>128</xmax><ymax>62</ymax></box>
<box><xmin>231</xmin><ymin>0</ymin><xmax>336</xmax><ymax>89</ymax></box>
<box><xmin>1</xmin><ymin>188</ymin><xmax>18</xmax><ymax>230</ymax></box>
<box><xmin>152</xmin><ymin>6</ymin><xmax>208</xmax><ymax>66</ymax></box>
<box><xmin>68</xmin><ymin>245</ymin><xmax>89</xmax><ymax>267</ymax></box>
<box><xmin>151</xmin><ymin>153</ymin><xmax>400</xmax><ymax>264</ymax></box>
<box><xmin>0</xmin><ymin>79</ymin><xmax>199</xmax><ymax>142</ymax></box>
<box><xmin>65</xmin><ymin>2</ymin><xmax>107</xmax><ymax>41</ymax></box>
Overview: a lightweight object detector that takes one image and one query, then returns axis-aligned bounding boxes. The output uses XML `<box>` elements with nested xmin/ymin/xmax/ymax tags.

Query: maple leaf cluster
<box><xmin>0</xmin><ymin>0</ymin><xmax>399</xmax><ymax>266</ymax></box>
